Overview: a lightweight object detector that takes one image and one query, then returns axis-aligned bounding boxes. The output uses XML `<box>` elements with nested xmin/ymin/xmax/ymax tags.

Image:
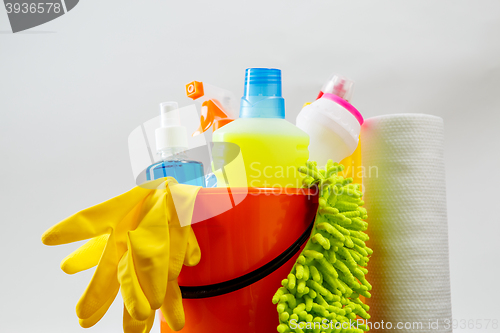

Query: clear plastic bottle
<box><xmin>212</xmin><ymin>68</ymin><xmax>309</xmax><ymax>188</ymax></box>
<box><xmin>146</xmin><ymin>102</ymin><xmax>205</xmax><ymax>186</ymax></box>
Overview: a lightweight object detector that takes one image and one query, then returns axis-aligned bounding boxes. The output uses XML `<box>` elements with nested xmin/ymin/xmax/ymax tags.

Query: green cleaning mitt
<box><xmin>273</xmin><ymin>161</ymin><xmax>372</xmax><ymax>333</ymax></box>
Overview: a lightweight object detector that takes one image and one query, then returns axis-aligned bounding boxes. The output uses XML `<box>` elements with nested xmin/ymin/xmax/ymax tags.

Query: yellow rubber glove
<box><xmin>119</xmin><ymin>180</ymin><xmax>203</xmax><ymax>332</ymax></box>
<box><xmin>42</xmin><ymin>178</ymin><xmax>201</xmax><ymax>333</ymax></box>
<box><xmin>123</xmin><ymin>306</ymin><xmax>155</xmax><ymax>333</ymax></box>
<box><xmin>127</xmin><ymin>229</ymin><xmax>202</xmax><ymax>333</ymax></box>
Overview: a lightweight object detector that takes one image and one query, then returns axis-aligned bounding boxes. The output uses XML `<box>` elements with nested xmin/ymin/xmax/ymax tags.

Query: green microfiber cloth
<box><xmin>273</xmin><ymin>160</ymin><xmax>372</xmax><ymax>333</ymax></box>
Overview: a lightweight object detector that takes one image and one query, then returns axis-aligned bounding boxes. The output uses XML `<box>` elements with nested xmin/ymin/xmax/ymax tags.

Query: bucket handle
<box><xmin>180</xmin><ymin>218</ymin><xmax>314</xmax><ymax>299</ymax></box>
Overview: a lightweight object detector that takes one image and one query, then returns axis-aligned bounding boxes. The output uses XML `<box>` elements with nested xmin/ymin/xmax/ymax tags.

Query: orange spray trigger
<box><xmin>193</xmin><ymin>101</ymin><xmax>214</xmax><ymax>136</ymax></box>
<box><xmin>186</xmin><ymin>81</ymin><xmax>205</xmax><ymax>100</ymax></box>
<box><xmin>186</xmin><ymin>80</ymin><xmax>237</xmax><ymax>135</ymax></box>
<box><xmin>192</xmin><ymin>100</ymin><xmax>231</xmax><ymax>136</ymax></box>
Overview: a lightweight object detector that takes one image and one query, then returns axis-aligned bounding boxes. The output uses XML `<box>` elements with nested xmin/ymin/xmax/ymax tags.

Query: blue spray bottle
<box><xmin>146</xmin><ymin>102</ymin><xmax>205</xmax><ymax>186</ymax></box>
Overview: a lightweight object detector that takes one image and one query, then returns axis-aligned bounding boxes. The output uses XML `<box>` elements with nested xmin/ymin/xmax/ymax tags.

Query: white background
<box><xmin>1</xmin><ymin>0</ymin><xmax>499</xmax><ymax>332</ymax></box>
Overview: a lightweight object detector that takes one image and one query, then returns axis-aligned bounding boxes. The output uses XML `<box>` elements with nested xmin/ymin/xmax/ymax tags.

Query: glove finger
<box><xmin>61</xmin><ymin>235</ymin><xmax>109</xmax><ymax>274</ymax></box>
<box><xmin>160</xmin><ymin>280</ymin><xmax>185</xmax><ymax>331</ymax></box>
<box><xmin>76</xmin><ymin>231</ymin><xmax>121</xmax><ymax>320</ymax></box>
<box><xmin>129</xmin><ymin>191</ymin><xmax>169</xmax><ymax>309</ymax></box>
<box><xmin>166</xmin><ymin>178</ymin><xmax>202</xmax><ymax>228</ymax></box>
<box><xmin>165</xmin><ymin>178</ymin><xmax>201</xmax><ymax>280</ymax></box>
<box><xmin>78</xmin><ymin>285</ymin><xmax>118</xmax><ymax>328</ymax></box>
<box><xmin>42</xmin><ymin>186</ymin><xmax>151</xmax><ymax>246</ymax></box>
<box><xmin>118</xmin><ymin>242</ymin><xmax>152</xmax><ymax>321</ymax></box>
<box><xmin>123</xmin><ymin>305</ymin><xmax>155</xmax><ymax>333</ymax></box>
<box><xmin>168</xmin><ymin>225</ymin><xmax>190</xmax><ymax>281</ymax></box>
<box><xmin>183</xmin><ymin>227</ymin><xmax>201</xmax><ymax>267</ymax></box>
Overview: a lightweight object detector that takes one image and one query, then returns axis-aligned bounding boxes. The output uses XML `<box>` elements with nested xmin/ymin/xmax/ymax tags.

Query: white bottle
<box><xmin>296</xmin><ymin>74</ymin><xmax>363</xmax><ymax>166</ymax></box>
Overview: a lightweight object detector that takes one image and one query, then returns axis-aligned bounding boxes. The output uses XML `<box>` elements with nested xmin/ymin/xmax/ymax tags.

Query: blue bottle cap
<box><xmin>239</xmin><ymin>68</ymin><xmax>285</xmax><ymax>119</ymax></box>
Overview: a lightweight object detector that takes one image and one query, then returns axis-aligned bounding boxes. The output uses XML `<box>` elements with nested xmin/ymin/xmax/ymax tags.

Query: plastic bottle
<box><xmin>146</xmin><ymin>102</ymin><xmax>205</xmax><ymax>186</ymax></box>
<box><xmin>296</xmin><ymin>74</ymin><xmax>363</xmax><ymax>166</ymax></box>
<box><xmin>212</xmin><ymin>68</ymin><xmax>309</xmax><ymax>188</ymax></box>
<box><xmin>186</xmin><ymin>81</ymin><xmax>239</xmax><ymax>187</ymax></box>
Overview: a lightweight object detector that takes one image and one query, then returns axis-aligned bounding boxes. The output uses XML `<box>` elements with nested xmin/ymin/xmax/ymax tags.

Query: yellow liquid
<box><xmin>212</xmin><ymin>118</ymin><xmax>309</xmax><ymax>188</ymax></box>
<box><xmin>339</xmin><ymin>138</ymin><xmax>362</xmax><ymax>185</ymax></box>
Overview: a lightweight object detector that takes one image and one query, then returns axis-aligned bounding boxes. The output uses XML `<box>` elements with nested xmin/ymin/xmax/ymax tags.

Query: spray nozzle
<box><xmin>186</xmin><ymin>81</ymin><xmax>237</xmax><ymax>135</ymax></box>
<box><xmin>159</xmin><ymin>101</ymin><xmax>181</xmax><ymax>127</ymax></box>
<box><xmin>317</xmin><ymin>74</ymin><xmax>354</xmax><ymax>102</ymax></box>
<box><xmin>155</xmin><ymin>101</ymin><xmax>188</xmax><ymax>151</ymax></box>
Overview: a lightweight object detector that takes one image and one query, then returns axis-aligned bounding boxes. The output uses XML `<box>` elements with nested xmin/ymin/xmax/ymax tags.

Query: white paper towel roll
<box><xmin>361</xmin><ymin>114</ymin><xmax>452</xmax><ymax>332</ymax></box>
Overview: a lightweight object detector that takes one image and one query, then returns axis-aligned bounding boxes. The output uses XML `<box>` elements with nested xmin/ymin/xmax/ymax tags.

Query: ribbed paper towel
<box><xmin>361</xmin><ymin>114</ymin><xmax>452</xmax><ymax>332</ymax></box>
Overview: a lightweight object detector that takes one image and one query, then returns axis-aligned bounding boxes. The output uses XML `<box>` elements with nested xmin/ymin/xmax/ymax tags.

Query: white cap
<box><xmin>321</xmin><ymin>74</ymin><xmax>354</xmax><ymax>102</ymax></box>
<box><xmin>155</xmin><ymin>102</ymin><xmax>188</xmax><ymax>151</ymax></box>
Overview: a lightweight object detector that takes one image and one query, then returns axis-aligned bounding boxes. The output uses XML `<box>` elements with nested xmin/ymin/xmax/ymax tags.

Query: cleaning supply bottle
<box><xmin>296</xmin><ymin>74</ymin><xmax>363</xmax><ymax>166</ymax></box>
<box><xmin>212</xmin><ymin>68</ymin><xmax>309</xmax><ymax>188</ymax></box>
<box><xmin>146</xmin><ymin>102</ymin><xmax>205</xmax><ymax>186</ymax></box>
<box><xmin>186</xmin><ymin>81</ymin><xmax>238</xmax><ymax>187</ymax></box>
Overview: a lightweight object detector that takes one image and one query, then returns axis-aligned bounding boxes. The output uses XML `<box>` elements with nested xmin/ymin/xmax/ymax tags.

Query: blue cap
<box><xmin>239</xmin><ymin>68</ymin><xmax>285</xmax><ymax>119</ymax></box>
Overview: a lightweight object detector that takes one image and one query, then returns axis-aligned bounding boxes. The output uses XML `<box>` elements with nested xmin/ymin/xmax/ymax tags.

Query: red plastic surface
<box><xmin>180</xmin><ymin>187</ymin><xmax>318</xmax><ymax>286</ymax></box>
<box><xmin>161</xmin><ymin>187</ymin><xmax>318</xmax><ymax>333</ymax></box>
<box><xmin>160</xmin><ymin>245</ymin><xmax>305</xmax><ymax>333</ymax></box>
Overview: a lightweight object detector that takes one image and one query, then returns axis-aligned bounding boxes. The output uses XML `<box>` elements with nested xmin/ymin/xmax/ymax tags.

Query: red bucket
<box><xmin>160</xmin><ymin>187</ymin><xmax>318</xmax><ymax>333</ymax></box>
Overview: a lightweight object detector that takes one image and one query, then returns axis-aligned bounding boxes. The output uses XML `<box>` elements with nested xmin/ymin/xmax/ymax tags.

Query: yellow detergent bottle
<box><xmin>212</xmin><ymin>68</ymin><xmax>309</xmax><ymax>188</ymax></box>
